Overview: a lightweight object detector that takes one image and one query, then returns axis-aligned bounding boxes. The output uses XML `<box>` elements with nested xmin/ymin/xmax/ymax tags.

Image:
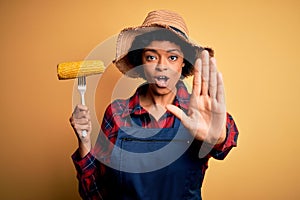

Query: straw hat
<box><xmin>113</xmin><ymin>10</ymin><xmax>212</xmax><ymax>78</ymax></box>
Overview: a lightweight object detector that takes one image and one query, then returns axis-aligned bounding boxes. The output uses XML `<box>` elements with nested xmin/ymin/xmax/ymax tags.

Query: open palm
<box><xmin>167</xmin><ymin>50</ymin><xmax>226</xmax><ymax>145</ymax></box>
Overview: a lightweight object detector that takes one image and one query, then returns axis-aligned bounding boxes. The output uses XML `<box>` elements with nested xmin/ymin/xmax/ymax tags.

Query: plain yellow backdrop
<box><xmin>1</xmin><ymin>0</ymin><xmax>300</xmax><ymax>199</ymax></box>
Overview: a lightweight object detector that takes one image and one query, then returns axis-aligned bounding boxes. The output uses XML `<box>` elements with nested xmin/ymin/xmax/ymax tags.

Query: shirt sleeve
<box><xmin>71</xmin><ymin>102</ymin><xmax>122</xmax><ymax>199</ymax></box>
<box><xmin>72</xmin><ymin>149</ymin><xmax>104</xmax><ymax>200</ymax></box>
<box><xmin>209</xmin><ymin>113</ymin><xmax>239</xmax><ymax>160</ymax></box>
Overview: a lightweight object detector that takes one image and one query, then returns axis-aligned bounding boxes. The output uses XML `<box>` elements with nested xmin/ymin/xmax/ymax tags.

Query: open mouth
<box><xmin>154</xmin><ymin>75</ymin><xmax>169</xmax><ymax>87</ymax></box>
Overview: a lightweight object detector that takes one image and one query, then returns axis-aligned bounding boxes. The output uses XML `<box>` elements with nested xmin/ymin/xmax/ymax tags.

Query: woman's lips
<box><xmin>154</xmin><ymin>76</ymin><xmax>169</xmax><ymax>88</ymax></box>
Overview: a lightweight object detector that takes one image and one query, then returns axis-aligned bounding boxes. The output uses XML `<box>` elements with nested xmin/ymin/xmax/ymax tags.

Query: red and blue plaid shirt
<box><xmin>72</xmin><ymin>81</ymin><xmax>239</xmax><ymax>200</ymax></box>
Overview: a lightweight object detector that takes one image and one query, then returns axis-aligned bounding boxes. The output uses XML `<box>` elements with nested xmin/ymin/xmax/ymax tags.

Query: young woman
<box><xmin>70</xmin><ymin>10</ymin><xmax>239</xmax><ymax>200</ymax></box>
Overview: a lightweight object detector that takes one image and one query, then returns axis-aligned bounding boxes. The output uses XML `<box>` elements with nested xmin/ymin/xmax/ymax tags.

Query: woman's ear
<box><xmin>182</xmin><ymin>62</ymin><xmax>185</xmax><ymax>68</ymax></box>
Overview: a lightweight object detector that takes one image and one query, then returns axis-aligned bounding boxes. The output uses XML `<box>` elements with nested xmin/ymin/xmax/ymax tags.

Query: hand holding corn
<box><xmin>69</xmin><ymin>104</ymin><xmax>92</xmax><ymax>157</ymax></box>
<box><xmin>58</xmin><ymin>60</ymin><xmax>105</xmax><ymax>157</ymax></box>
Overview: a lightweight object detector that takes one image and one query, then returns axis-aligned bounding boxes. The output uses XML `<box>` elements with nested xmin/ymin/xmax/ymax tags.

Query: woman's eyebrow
<box><xmin>143</xmin><ymin>48</ymin><xmax>183</xmax><ymax>55</ymax></box>
<box><xmin>167</xmin><ymin>49</ymin><xmax>183</xmax><ymax>54</ymax></box>
<box><xmin>143</xmin><ymin>48</ymin><xmax>158</xmax><ymax>53</ymax></box>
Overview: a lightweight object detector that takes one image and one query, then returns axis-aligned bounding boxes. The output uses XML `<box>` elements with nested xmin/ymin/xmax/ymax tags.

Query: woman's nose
<box><xmin>156</xmin><ymin>57</ymin><xmax>168</xmax><ymax>71</ymax></box>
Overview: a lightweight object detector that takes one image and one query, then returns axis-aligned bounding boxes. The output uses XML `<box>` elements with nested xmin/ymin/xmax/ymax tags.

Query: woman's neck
<box><xmin>139</xmin><ymin>85</ymin><xmax>177</xmax><ymax>121</ymax></box>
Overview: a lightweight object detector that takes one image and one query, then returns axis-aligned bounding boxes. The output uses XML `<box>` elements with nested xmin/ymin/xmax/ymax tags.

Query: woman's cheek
<box><xmin>143</xmin><ymin>66</ymin><xmax>154</xmax><ymax>81</ymax></box>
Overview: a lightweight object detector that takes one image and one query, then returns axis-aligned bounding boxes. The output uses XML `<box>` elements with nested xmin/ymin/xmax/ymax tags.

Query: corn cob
<box><xmin>57</xmin><ymin>60</ymin><xmax>105</xmax><ymax>80</ymax></box>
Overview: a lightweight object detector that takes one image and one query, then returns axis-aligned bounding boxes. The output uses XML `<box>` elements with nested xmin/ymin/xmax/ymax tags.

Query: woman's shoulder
<box><xmin>105</xmin><ymin>88</ymin><xmax>140</xmax><ymax>117</ymax></box>
<box><xmin>105</xmin><ymin>98</ymin><xmax>130</xmax><ymax>115</ymax></box>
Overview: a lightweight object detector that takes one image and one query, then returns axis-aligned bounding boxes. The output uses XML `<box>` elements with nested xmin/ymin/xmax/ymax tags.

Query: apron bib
<box><xmin>105</xmin><ymin>117</ymin><xmax>208</xmax><ymax>200</ymax></box>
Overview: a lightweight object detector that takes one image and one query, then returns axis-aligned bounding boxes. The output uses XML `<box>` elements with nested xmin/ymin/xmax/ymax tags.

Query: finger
<box><xmin>72</xmin><ymin>112</ymin><xmax>88</xmax><ymax>121</ymax></box>
<box><xmin>78</xmin><ymin>124</ymin><xmax>91</xmax><ymax>131</ymax></box>
<box><xmin>209</xmin><ymin>57</ymin><xmax>217</xmax><ymax>99</ymax></box>
<box><xmin>216</xmin><ymin>72</ymin><xmax>225</xmax><ymax>103</ymax></box>
<box><xmin>76</xmin><ymin>111</ymin><xmax>91</xmax><ymax>119</ymax></box>
<box><xmin>74</xmin><ymin>104</ymin><xmax>89</xmax><ymax>114</ymax></box>
<box><xmin>69</xmin><ymin>118</ymin><xmax>89</xmax><ymax>131</ymax></box>
<box><xmin>166</xmin><ymin>104</ymin><xmax>188</xmax><ymax>123</ymax></box>
<box><xmin>74</xmin><ymin>118</ymin><xmax>90</xmax><ymax>125</ymax></box>
<box><xmin>201</xmin><ymin>50</ymin><xmax>209</xmax><ymax>96</ymax></box>
<box><xmin>72</xmin><ymin>109</ymin><xmax>91</xmax><ymax>119</ymax></box>
<box><xmin>77</xmin><ymin>104</ymin><xmax>89</xmax><ymax>110</ymax></box>
<box><xmin>191</xmin><ymin>58</ymin><xmax>202</xmax><ymax>96</ymax></box>
<box><xmin>81</xmin><ymin>123</ymin><xmax>92</xmax><ymax>131</ymax></box>
<box><xmin>75</xmin><ymin>124</ymin><xmax>91</xmax><ymax>135</ymax></box>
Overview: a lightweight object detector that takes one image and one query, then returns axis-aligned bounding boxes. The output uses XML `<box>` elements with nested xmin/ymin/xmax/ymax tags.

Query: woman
<box><xmin>70</xmin><ymin>10</ymin><xmax>239</xmax><ymax>200</ymax></box>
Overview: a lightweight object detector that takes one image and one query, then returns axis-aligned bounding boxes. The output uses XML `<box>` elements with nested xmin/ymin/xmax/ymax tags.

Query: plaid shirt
<box><xmin>72</xmin><ymin>81</ymin><xmax>239</xmax><ymax>200</ymax></box>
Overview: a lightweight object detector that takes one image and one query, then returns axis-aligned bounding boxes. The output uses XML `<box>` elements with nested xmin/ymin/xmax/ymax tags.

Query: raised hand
<box><xmin>166</xmin><ymin>50</ymin><xmax>226</xmax><ymax>145</ymax></box>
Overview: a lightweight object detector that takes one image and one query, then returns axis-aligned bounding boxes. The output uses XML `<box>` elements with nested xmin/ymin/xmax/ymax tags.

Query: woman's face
<box><xmin>142</xmin><ymin>40</ymin><xmax>185</xmax><ymax>95</ymax></box>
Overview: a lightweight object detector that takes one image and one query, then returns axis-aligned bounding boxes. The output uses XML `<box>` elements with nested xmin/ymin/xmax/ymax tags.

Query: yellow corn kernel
<box><xmin>57</xmin><ymin>60</ymin><xmax>105</xmax><ymax>80</ymax></box>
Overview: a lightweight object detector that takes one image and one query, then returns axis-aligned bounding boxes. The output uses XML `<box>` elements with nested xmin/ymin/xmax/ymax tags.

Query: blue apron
<box><xmin>104</xmin><ymin>116</ymin><xmax>208</xmax><ymax>200</ymax></box>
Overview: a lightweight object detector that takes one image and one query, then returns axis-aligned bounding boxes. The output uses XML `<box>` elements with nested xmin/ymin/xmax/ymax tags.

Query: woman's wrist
<box><xmin>78</xmin><ymin>139</ymin><xmax>92</xmax><ymax>158</ymax></box>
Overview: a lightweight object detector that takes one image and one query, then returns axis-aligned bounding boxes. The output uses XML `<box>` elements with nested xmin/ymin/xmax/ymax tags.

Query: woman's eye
<box><xmin>169</xmin><ymin>56</ymin><xmax>178</xmax><ymax>61</ymax></box>
<box><xmin>146</xmin><ymin>55</ymin><xmax>156</xmax><ymax>61</ymax></box>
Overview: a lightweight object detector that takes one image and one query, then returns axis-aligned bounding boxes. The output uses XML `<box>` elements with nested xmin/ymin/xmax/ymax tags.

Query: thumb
<box><xmin>166</xmin><ymin>104</ymin><xmax>187</xmax><ymax>122</ymax></box>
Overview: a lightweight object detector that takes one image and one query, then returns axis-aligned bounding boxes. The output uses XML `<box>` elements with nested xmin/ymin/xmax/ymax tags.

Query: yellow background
<box><xmin>1</xmin><ymin>0</ymin><xmax>300</xmax><ymax>199</ymax></box>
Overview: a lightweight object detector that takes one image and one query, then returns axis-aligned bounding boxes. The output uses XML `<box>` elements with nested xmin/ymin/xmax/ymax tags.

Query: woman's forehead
<box><xmin>144</xmin><ymin>41</ymin><xmax>183</xmax><ymax>54</ymax></box>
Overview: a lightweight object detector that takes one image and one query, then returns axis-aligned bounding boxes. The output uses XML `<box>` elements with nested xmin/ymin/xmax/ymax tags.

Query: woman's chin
<box><xmin>150</xmin><ymin>83</ymin><xmax>174</xmax><ymax>96</ymax></box>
